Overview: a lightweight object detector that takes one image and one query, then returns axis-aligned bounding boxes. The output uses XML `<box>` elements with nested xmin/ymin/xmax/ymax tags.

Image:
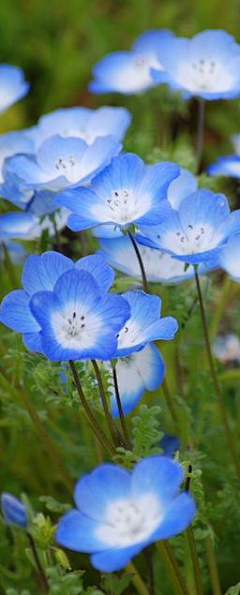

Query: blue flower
<box><xmin>56</xmin><ymin>153</ymin><xmax>179</xmax><ymax>233</ymax></box>
<box><xmin>35</xmin><ymin>106</ymin><xmax>131</xmax><ymax>147</ymax></box>
<box><xmin>160</xmin><ymin>434</ymin><xmax>181</xmax><ymax>458</ymax></box>
<box><xmin>2</xmin><ymin>134</ymin><xmax>121</xmax><ymax>213</ymax></box>
<box><xmin>151</xmin><ymin>30</ymin><xmax>240</xmax><ymax>100</ymax></box>
<box><xmin>29</xmin><ymin>270</ymin><xmax>130</xmax><ymax>361</ymax></box>
<box><xmin>0</xmin><ymin>209</ymin><xmax>69</xmax><ymax>240</ymax></box>
<box><xmin>89</xmin><ymin>29</ymin><xmax>174</xmax><ymax>95</ymax></box>
<box><xmin>115</xmin><ymin>290</ymin><xmax>178</xmax><ymax>357</ymax></box>
<box><xmin>217</xmin><ymin>233</ymin><xmax>240</xmax><ymax>281</ymax></box>
<box><xmin>0</xmin><ymin>251</ymin><xmax>116</xmax><ymax>354</ymax></box>
<box><xmin>109</xmin><ymin>344</ymin><xmax>165</xmax><ymax>417</ymax></box>
<box><xmin>1</xmin><ymin>493</ymin><xmax>28</xmax><ymax>528</ymax></box>
<box><xmin>99</xmin><ymin>236</ymin><xmax>203</xmax><ymax>284</ymax></box>
<box><xmin>56</xmin><ymin>456</ymin><xmax>196</xmax><ymax>572</ymax></box>
<box><xmin>0</xmin><ymin>65</ymin><xmax>29</xmax><ymax>113</ymax></box>
<box><xmin>138</xmin><ymin>189</ymin><xmax>240</xmax><ymax>265</ymax></box>
<box><xmin>208</xmin><ymin>155</ymin><xmax>240</xmax><ymax>178</ymax></box>
<box><xmin>0</xmin><ymin>130</ymin><xmax>33</xmax><ymax>184</ymax></box>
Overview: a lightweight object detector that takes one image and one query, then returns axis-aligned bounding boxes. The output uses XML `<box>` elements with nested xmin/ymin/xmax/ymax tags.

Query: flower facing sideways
<box><xmin>56</xmin><ymin>456</ymin><xmax>196</xmax><ymax>572</ymax></box>
<box><xmin>1</xmin><ymin>493</ymin><xmax>28</xmax><ymax>528</ymax></box>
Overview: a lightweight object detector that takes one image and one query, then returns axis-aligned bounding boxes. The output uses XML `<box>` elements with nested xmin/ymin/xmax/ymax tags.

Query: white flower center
<box><xmin>51</xmin><ymin>303</ymin><xmax>103</xmax><ymax>350</ymax></box>
<box><xmin>178</xmin><ymin>59</ymin><xmax>234</xmax><ymax>93</ymax></box>
<box><xmin>117</xmin><ymin>319</ymin><xmax>141</xmax><ymax>349</ymax></box>
<box><xmin>54</xmin><ymin>155</ymin><xmax>79</xmax><ymax>183</ymax></box>
<box><xmin>157</xmin><ymin>221</ymin><xmax>224</xmax><ymax>256</ymax></box>
<box><xmin>96</xmin><ymin>493</ymin><xmax>162</xmax><ymax>547</ymax></box>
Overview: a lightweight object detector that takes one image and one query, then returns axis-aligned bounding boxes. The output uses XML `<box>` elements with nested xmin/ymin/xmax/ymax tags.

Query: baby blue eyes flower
<box><xmin>0</xmin><ymin>65</ymin><xmax>29</xmax><ymax>113</ymax></box>
<box><xmin>217</xmin><ymin>233</ymin><xmax>240</xmax><ymax>281</ymax></box>
<box><xmin>115</xmin><ymin>290</ymin><xmax>178</xmax><ymax>357</ymax></box>
<box><xmin>56</xmin><ymin>456</ymin><xmax>196</xmax><ymax>572</ymax></box>
<box><xmin>151</xmin><ymin>30</ymin><xmax>240</xmax><ymax>100</ymax></box>
<box><xmin>0</xmin><ymin>210</ymin><xmax>69</xmax><ymax>241</ymax></box>
<box><xmin>1</xmin><ymin>493</ymin><xmax>28</xmax><ymax>528</ymax></box>
<box><xmin>89</xmin><ymin>29</ymin><xmax>174</xmax><ymax>95</ymax></box>
<box><xmin>109</xmin><ymin>344</ymin><xmax>165</xmax><ymax>417</ymax></box>
<box><xmin>56</xmin><ymin>153</ymin><xmax>179</xmax><ymax>232</ymax></box>
<box><xmin>138</xmin><ymin>189</ymin><xmax>240</xmax><ymax>265</ymax></box>
<box><xmin>0</xmin><ymin>251</ymin><xmax>116</xmax><ymax>355</ymax></box>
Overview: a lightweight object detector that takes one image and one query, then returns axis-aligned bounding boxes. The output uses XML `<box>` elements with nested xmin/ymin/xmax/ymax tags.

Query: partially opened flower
<box><xmin>109</xmin><ymin>344</ymin><xmax>165</xmax><ymax>417</ymax></box>
<box><xmin>89</xmin><ymin>29</ymin><xmax>174</xmax><ymax>95</ymax></box>
<box><xmin>56</xmin><ymin>456</ymin><xmax>196</xmax><ymax>572</ymax></box>
<box><xmin>1</xmin><ymin>493</ymin><xmax>28</xmax><ymax>528</ymax></box>
<box><xmin>208</xmin><ymin>155</ymin><xmax>240</xmax><ymax>179</ymax></box>
<box><xmin>35</xmin><ymin>106</ymin><xmax>131</xmax><ymax>147</ymax></box>
<box><xmin>151</xmin><ymin>30</ymin><xmax>240</xmax><ymax>100</ymax></box>
<box><xmin>56</xmin><ymin>153</ymin><xmax>179</xmax><ymax>233</ymax></box>
<box><xmin>138</xmin><ymin>189</ymin><xmax>240</xmax><ymax>265</ymax></box>
<box><xmin>0</xmin><ymin>65</ymin><xmax>29</xmax><ymax>113</ymax></box>
<box><xmin>0</xmin><ymin>252</ymin><xmax>116</xmax><ymax>354</ymax></box>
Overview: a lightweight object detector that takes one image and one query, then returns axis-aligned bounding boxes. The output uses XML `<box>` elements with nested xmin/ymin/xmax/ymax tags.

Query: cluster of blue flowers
<box><xmin>2</xmin><ymin>27</ymin><xmax>240</xmax><ymax>576</ymax></box>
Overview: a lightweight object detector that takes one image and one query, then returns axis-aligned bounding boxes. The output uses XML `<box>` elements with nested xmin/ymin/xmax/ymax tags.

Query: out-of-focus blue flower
<box><xmin>151</xmin><ymin>30</ymin><xmax>240</xmax><ymax>100</ymax></box>
<box><xmin>0</xmin><ymin>241</ymin><xmax>26</xmax><ymax>264</ymax></box>
<box><xmin>56</xmin><ymin>153</ymin><xmax>179</xmax><ymax>233</ymax></box>
<box><xmin>217</xmin><ymin>233</ymin><xmax>240</xmax><ymax>281</ymax></box>
<box><xmin>1</xmin><ymin>493</ymin><xmax>28</xmax><ymax>528</ymax></box>
<box><xmin>2</xmin><ymin>134</ymin><xmax>121</xmax><ymax>214</ymax></box>
<box><xmin>34</xmin><ymin>106</ymin><xmax>132</xmax><ymax>147</ymax></box>
<box><xmin>213</xmin><ymin>333</ymin><xmax>240</xmax><ymax>365</ymax></box>
<box><xmin>98</xmin><ymin>236</ymin><xmax>208</xmax><ymax>284</ymax></box>
<box><xmin>115</xmin><ymin>290</ymin><xmax>178</xmax><ymax>358</ymax></box>
<box><xmin>138</xmin><ymin>190</ymin><xmax>240</xmax><ymax>265</ymax></box>
<box><xmin>0</xmin><ymin>252</ymin><xmax>125</xmax><ymax>359</ymax></box>
<box><xmin>208</xmin><ymin>155</ymin><xmax>240</xmax><ymax>178</ymax></box>
<box><xmin>89</xmin><ymin>30</ymin><xmax>174</xmax><ymax>95</ymax></box>
<box><xmin>0</xmin><ymin>209</ymin><xmax>69</xmax><ymax>240</ymax></box>
<box><xmin>0</xmin><ymin>65</ymin><xmax>29</xmax><ymax>113</ymax></box>
<box><xmin>160</xmin><ymin>434</ymin><xmax>181</xmax><ymax>457</ymax></box>
<box><xmin>109</xmin><ymin>344</ymin><xmax>165</xmax><ymax>417</ymax></box>
<box><xmin>56</xmin><ymin>456</ymin><xmax>196</xmax><ymax>572</ymax></box>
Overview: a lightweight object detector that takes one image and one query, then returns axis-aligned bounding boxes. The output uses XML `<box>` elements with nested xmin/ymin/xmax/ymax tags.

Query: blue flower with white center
<box><xmin>217</xmin><ymin>233</ymin><xmax>240</xmax><ymax>281</ymax></box>
<box><xmin>151</xmin><ymin>30</ymin><xmax>240</xmax><ymax>100</ymax></box>
<box><xmin>89</xmin><ymin>30</ymin><xmax>174</xmax><ymax>95</ymax></box>
<box><xmin>138</xmin><ymin>189</ymin><xmax>240</xmax><ymax>265</ymax></box>
<box><xmin>98</xmin><ymin>236</ymin><xmax>210</xmax><ymax>284</ymax></box>
<box><xmin>56</xmin><ymin>456</ymin><xmax>196</xmax><ymax>572</ymax></box>
<box><xmin>29</xmin><ymin>269</ymin><xmax>130</xmax><ymax>361</ymax></box>
<box><xmin>213</xmin><ymin>333</ymin><xmax>240</xmax><ymax>366</ymax></box>
<box><xmin>34</xmin><ymin>106</ymin><xmax>131</xmax><ymax>148</ymax></box>
<box><xmin>56</xmin><ymin>153</ymin><xmax>179</xmax><ymax>233</ymax></box>
<box><xmin>1</xmin><ymin>493</ymin><xmax>28</xmax><ymax>528</ymax></box>
<box><xmin>0</xmin><ymin>65</ymin><xmax>29</xmax><ymax>113</ymax></box>
<box><xmin>0</xmin><ymin>251</ymin><xmax>116</xmax><ymax>354</ymax></box>
<box><xmin>109</xmin><ymin>344</ymin><xmax>165</xmax><ymax>417</ymax></box>
<box><xmin>208</xmin><ymin>155</ymin><xmax>240</xmax><ymax>179</ymax></box>
<box><xmin>115</xmin><ymin>290</ymin><xmax>178</xmax><ymax>358</ymax></box>
<box><xmin>2</xmin><ymin>134</ymin><xmax>121</xmax><ymax>212</ymax></box>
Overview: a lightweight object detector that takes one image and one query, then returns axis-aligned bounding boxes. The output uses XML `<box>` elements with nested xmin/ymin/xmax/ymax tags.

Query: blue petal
<box><xmin>168</xmin><ymin>168</ymin><xmax>198</xmax><ymax>210</ymax></box>
<box><xmin>86</xmin><ymin>106</ymin><xmax>132</xmax><ymax>141</ymax></box>
<box><xmin>132</xmin><ymin>29</ymin><xmax>174</xmax><ymax>56</ymax></box>
<box><xmin>208</xmin><ymin>155</ymin><xmax>240</xmax><ymax>179</ymax></box>
<box><xmin>75</xmin><ymin>254</ymin><xmax>114</xmax><ymax>292</ymax></box>
<box><xmin>90</xmin><ymin>543</ymin><xmax>143</xmax><ymax>571</ymax></box>
<box><xmin>56</xmin><ymin>510</ymin><xmax>106</xmax><ymax>553</ymax></box>
<box><xmin>0</xmin><ymin>65</ymin><xmax>30</xmax><ymax>113</ymax></box>
<box><xmin>0</xmin><ymin>212</ymin><xmax>37</xmax><ymax>239</ymax></box>
<box><xmin>22</xmin><ymin>251</ymin><xmax>74</xmax><ymax>295</ymax></box>
<box><xmin>152</xmin><ymin>493</ymin><xmax>196</xmax><ymax>540</ymax></box>
<box><xmin>74</xmin><ymin>464</ymin><xmax>131</xmax><ymax>520</ymax></box>
<box><xmin>1</xmin><ymin>493</ymin><xmax>28</xmax><ymax>527</ymax></box>
<box><xmin>218</xmin><ymin>233</ymin><xmax>240</xmax><ymax>281</ymax></box>
<box><xmin>0</xmin><ymin>290</ymin><xmax>39</xmax><ymax>333</ymax></box>
<box><xmin>89</xmin><ymin>51</ymin><xmax>155</xmax><ymax>95</ymax></box>
<box><xmin>131</xmin><ymin>455</ymin><xmax>184</xmax><ymax>504</ymax></box>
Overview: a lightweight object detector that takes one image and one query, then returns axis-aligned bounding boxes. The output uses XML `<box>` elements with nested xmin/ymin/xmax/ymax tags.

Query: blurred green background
<box><xmin>0</xmin><ymin>0</ymin><xmax>240</xmax><ymax>163</ymax></box>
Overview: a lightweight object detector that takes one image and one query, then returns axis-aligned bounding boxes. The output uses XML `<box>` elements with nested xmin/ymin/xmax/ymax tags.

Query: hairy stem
<box><xmin>125</xmin><ymin>561</ymin><xmax>150</xmax><ymax>595</ymax></box>
<box><xmin>205</xmin><ymin>536</ymin><xmax>222</xmax><ymax>595</ymax></box>
<box><xmin>128</xmin><ymin>231</ymin><xmax>149</xmax><ymax>293</ymax></box>
<box><xmin>186</xmin><ymin>527</ymin><xmax>204</xmax><ymax>595</ymax></box>
<box><xmin>111</xmin><ymin>363</ymin><xmax>131</xmax><ymax>449</ymax></box>
<box><xmin>27</xmin><ymin>533</ymin><xmax>49</xmax><ymax>593</ymax></box>
<box><xmin>157</xmin><ymin>541</ymin><xmax>190</xmax><ymax>595</ymax></box>
<box><xmin>91</xmin><ymin>359</ymin><xmax>123</xmax><ymax>447</ymax></box>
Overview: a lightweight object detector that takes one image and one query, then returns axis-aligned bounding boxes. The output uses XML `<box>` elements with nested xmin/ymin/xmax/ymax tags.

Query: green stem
<box><xmin>205</xmin><ymin>536</ymin><xmax>222</xmax><ymax>595</ymax></box>
<box><xmin>125</xmin><ymin>561</ymin><xmax>150</xmax><ymax>595</ymax></box>
<box><xmin>186</xmin><ymin>527</ymin><xmax>204</xmax><ymax>595</ymax></box>
<box><xmin>27</xmin><ymin>533</ymin><xmax>49</xmax><ymax>593</ymax></box>
<box><xmin>210</xmin><ymin>276</ymin><xmax>232</xmax><ymax>340</ymax></box>
<box><xmin>128</xmin><ymin>231</ymin><xmax>149</xmax><ymax>293</ymax></box>
<box><xmin>194</xmin><ymin>269</ymin><xmax>240</xmax><ymax>478</ymax></box>
<box><xmin>0</xmin><ymin>371</ymin><xmax>73</xmax><ymax>494</ymax></box>
<box><xmin>69</xmin><ymin>361</ymin><xmax>115</xmax><ymax>456</ymax></box>
<box><xmin>91</xmin><ymin>359</ymin><xmax>122</xmax><ymax>447</ymax></box>
<box><xmin>157</xmin><ymin>541</ymin><xmax>190</xmax><ymax>595</ymax></box>
<box><xmin>195</xmin><ymin>99</ymin><xmax>205</xmax><ymax>174</ymax></box>
<box><xmin>161</xmin><ymin>378</ymin><xmax>179</xmax><ymax>431</ymax></box>
<box><xmin>111</xmin><ymin>363</ymin><xmax>131</xmax><ymax>449</ymax></box>
<box><xmin>2</xmin><ymin>242</ymin><xmax>18</xmax><ymax>288</ymax></box>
